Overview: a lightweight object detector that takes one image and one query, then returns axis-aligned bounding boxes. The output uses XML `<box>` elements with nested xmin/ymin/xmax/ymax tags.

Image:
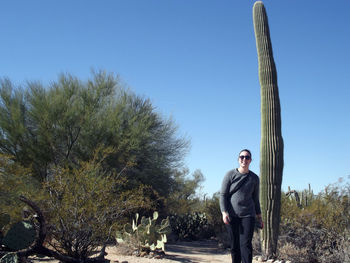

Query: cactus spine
<box><xmin>253</xmin><ymin>1</ymin><xmax>284</xmax><ymax>257</ymax></box>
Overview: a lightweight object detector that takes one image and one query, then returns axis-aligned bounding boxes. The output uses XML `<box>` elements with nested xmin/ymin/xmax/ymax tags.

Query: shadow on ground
<box><xmin>165</xmin><ymin>240</ymin><xmax>230</xmax><ymax>263</ymax></box>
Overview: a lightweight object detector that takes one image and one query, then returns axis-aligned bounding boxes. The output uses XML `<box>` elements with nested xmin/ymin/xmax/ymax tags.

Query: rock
<box><xmin>140</xmin><ymin>251</ymin><xmax>148</xmax><ymax>257</ymax></box>
<box><xmin>257</xmin><ymin>256</ymin><xmax>266</xmax><ymax>262</ymax></box>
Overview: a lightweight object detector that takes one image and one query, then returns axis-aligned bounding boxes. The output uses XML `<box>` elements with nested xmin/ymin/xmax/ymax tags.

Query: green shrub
<box><xmin>279</xmin><ymin>181</ymin><xmax>350</xmax><ymax>263</ymax></box>
<box><xmin>43</xmin><ymin>148</ymin><xmax>122</xmax><ymax>260</ymax></box>
<box><xmin>169</xmin><ymin>212</ymin><xmax>213</xmax><ymax>241</ymax></box>
<box><xmin>0</xmin><ymin>154</ymin><xmax>43</xmax><ymax>223</ymax></box>
<box><xmin>202</xmin><ymin>193</ymin><xmax>225</xmax><ymax>236</ymax></box>
<box><xmin>42</xmin><ymin>147</ymin><xmax>160</xmax><ymax>260</ymax></box>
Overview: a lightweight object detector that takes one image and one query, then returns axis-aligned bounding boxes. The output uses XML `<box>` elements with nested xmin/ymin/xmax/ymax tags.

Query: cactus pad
<box><xmin>2</xmin><ymin>221</ymin><xmax>36</xmax><ymax>251</ymax></box>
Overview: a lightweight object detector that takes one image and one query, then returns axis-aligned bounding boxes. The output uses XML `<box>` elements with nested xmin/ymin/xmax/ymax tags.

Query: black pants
<box><xmin>225</xmin><ymin>216</ymin><xmax>255</xmax><ymax>263</ymax></box>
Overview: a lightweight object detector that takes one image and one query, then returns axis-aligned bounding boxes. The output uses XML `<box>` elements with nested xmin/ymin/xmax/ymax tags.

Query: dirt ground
<box><xmin>31</xmin><ymin>240</ymin><xmax>261</xmax><ymax>263</ymax></box>
<box><xmin>108</xmin><ymin>240</ymin><xmax>232</xmax><ymax>263</ymax></box>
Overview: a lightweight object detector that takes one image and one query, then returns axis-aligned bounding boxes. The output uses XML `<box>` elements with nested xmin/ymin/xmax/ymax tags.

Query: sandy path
<box><xmin>32</xmin><ymin>240</ymin><xmax>260</xmax><ymax>263</ymax></box>
<box><xmin>105</xmin><ymin>240</ymin><xmax>244</xmax><ymax>263</ymax></box>
<box><xmin>162</xmin><ymin>240</ymin><xmax>231</xmax><ymax>263</ymax></box>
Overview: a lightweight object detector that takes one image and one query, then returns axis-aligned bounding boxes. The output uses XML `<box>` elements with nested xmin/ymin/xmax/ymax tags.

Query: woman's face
<box><xmin>238</xmin><ymin>151</ymin><xmax>252</xmax><ymax>169</ymax></box>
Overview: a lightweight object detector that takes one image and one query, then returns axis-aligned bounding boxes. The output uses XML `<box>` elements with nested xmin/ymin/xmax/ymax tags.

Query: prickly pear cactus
<box><xmin>253</xmin><ymin>0</ymin><xmax>284</xmax><ymax>257</ymax></box>
<box><xmin>116</xmin><ymin>211</ymin><xmax>171</xmax><ymax>252</ymax></box>
<box><xmin>2</xmin><ymin>221</ymin><xmax>36</xmax><ymax>250</ymax></box>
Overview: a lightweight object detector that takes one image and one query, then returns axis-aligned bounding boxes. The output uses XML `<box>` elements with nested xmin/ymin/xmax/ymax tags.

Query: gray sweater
<box><xmin>220</xmin><ymin>169</ymin><xmax>261</xmax><ymax>218</ymax></box>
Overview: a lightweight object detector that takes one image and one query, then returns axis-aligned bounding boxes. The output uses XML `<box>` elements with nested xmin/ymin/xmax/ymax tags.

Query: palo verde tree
<box><xmin>253</xmin><ymin>1</ymin><xmax>284</xmax><ymax>257</ymax></box>
<box><xmin>0</xmin><ymin>71</ymin><xmax>190</xmax><ymax>261</ymax></box>
<box><xmin>166</xmin><ymin>168</ymin><xmax>205</xmax><ymax>215</ymax></box>
<box><xmin>0</xmin><ymin>71</ymin><xmax>189</xmax><ymax>207</ymax></box>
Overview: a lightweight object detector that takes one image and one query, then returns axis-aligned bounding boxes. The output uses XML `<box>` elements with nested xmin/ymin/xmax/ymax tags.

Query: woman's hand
<box><xmin>256</xmin><ymin>214</ymin><xmax>264</xmax><ymax>229</ymax></box>
<box><xmin>222</xmin><ymin>211</ymin><xmax>230</xmax><ymax>225</ymax></box>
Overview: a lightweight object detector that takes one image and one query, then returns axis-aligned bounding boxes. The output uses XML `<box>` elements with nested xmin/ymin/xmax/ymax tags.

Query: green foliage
<box><xmin>169</xmin><ymin>212</ymin><xmax>212</xmax><ymax>241</ymax></box>
<box><xmin>116</xmin><ymin>212</ymin><xmax>171</xmax><ymax>253</ymax></box>
<box><xmin>0</xmin><ymin>71</ymin><xmax>191</xmax><ymax>260</ymax></box>
<box><xmin>202</xmin><ymin>192</ymin><xmax>225</xmax><ymax>235</ymax></box>
<box><xmin>282</xmin><ymin>183</ymin><xmax>350</xmax><ymax>233</ymax></box>
<box><xmin>285</xmin><ymin>184</ymin><xmax>315</xmax><ymax>209</ymax></box>
<box><xmin>253</xmin><ymin>1</ymin><xmax>284</xmax><ymax>257</ymax></box>
<box><xmin>0</xmin><ymin>71</ymin><xmax>196</xmax><ymax>262</ymax></box>
<box><xmin>43</xmin><ymin>147</ymin><xmax>133</xmax><ymax>259</ymax></box>
<box><xmin>166</xmin><ymin>169</ymin><xmax>204</xmax><ymax>215</ymax></box>
<box><xmin>0</xmin><ymin>154</ymin><xmax>43</xmax><ymax>222</ymax></box>
<box><xmin>0</xmin><ymin>213</ymin><xmax>11</xmax><ymax>235</ymax></box>
<box><xmin>279</xmin><ymin>181</ymin><xmax>350</xmax><ymax>263</ymax></box>
<box><xmin>165</xmin><ymin>169</ymin><xmax>219</xmax><ymax>241</ymax></box>
<box><xmin>0</xmin><ymin>71</ymin><xmax>189</xmax><ymax>199</ymax></box>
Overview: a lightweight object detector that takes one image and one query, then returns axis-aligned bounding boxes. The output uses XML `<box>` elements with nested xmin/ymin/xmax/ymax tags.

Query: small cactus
<box><xmin>116</xmin><ymin>211</ymin><xmax>171</xmax><ymax>253</ymax></box>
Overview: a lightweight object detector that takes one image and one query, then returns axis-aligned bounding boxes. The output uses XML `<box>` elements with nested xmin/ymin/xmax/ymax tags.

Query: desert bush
<box><xmin>43</xmin><ymin>148</ymin><xmax>123</xmax><ymax>259</ymax></box>
<box><xmin>332</xmin><ymin>231</ymin><xmax>350</xmax><ymax>263</ymax></box>
<box><xmin>279</xmin><ymin>220</ymin><xmax>350</xmax><ymax>263</ymax></box>
<box><xmin>279</xmin><ymin>180</ymin><xmax>350</xmax><ymax>263</ymax></box>
<box><xmin>43</xmin><ymin>147</ymin><xmax>162</xmax><ymax>261</ymax></box>
<box><xmin>165</xmin><ymin>169</ymin><xmax>219</xmax><ymax>241</ymax></box>
<box><xmin>277</xmin><ymin>242</ymin><xmax>310</xmax><ymax>263</ymax></box>
<box><xmin>202</xmin><ymin>192</ymin><xmax>225</xmax><ymax>236</ymax></box>
<box><xmin>169</xmin><ymin>212</ymin><xmax>213</xmax><ymax>241</ymax></box>
<box><xmin>252</xmin><ymin>231</ymin><xmax>262</xmax><ymax>256</ymax></box>
<box><xmin>0</xmin><ymin>154</ymin><xmax>44</xmax><ymax>223</ymax></box>
<box><xmin>167</xmin><ymin>192</ymin><xmax>227</xmax><ymax>242</ymax></box>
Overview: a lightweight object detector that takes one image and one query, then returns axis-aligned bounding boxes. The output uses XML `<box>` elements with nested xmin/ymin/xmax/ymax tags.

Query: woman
<box><xmin>220</xmin><ymin>149</ymin><xmax>262</xmax><ymax>263</ymax></box>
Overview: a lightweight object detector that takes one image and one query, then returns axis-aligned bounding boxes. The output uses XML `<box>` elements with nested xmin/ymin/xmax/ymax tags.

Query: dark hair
<box><xmin>239</xmin><ymin>149</ymin><xmax>252</xmax><ymax>158</ymax></box>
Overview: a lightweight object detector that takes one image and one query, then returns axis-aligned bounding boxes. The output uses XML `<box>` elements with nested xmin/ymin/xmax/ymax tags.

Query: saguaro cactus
<box><xmin>253</xmin><ymin>1</ymin><xmax>284</xmax><ymax>257</ymax></box>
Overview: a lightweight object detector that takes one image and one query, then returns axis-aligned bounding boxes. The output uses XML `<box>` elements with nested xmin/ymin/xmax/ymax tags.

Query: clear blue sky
<box><xmin>1</xmin><ymin>1</ymin><xmax>349</xmax><ymax>196</ymax></box>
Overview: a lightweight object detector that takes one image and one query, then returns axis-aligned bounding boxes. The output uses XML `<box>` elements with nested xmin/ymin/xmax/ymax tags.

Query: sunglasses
<box><xmin>239</xmin><ymin>155</ymin><xmax>251</xmax><ymax>160</ymax></box>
